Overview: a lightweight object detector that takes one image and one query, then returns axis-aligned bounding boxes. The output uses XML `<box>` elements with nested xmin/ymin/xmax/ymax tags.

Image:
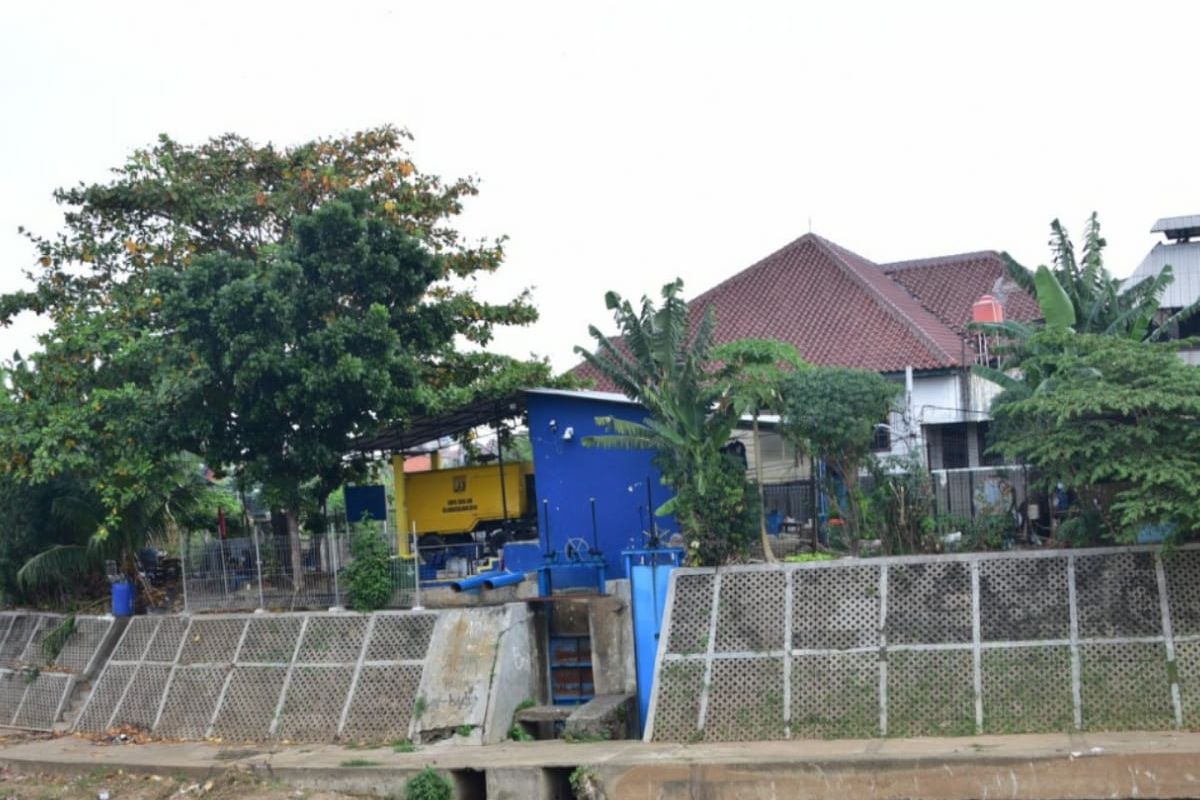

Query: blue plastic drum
<box><xmin>111</xmin><ymin>580</ymin><xmax>134</xmax><ymax>617</ymax></box>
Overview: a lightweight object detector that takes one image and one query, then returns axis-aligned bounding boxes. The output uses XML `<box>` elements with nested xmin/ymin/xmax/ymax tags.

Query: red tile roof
<box><xmin>571</xmin><ymin>234</ymin><xmax>1038</xmax><ymax>386</ymax></box>
<box><xmin>882</xmin><ymin>251</ymin><xmax>1041</xmax><ymax>337</ymax></box>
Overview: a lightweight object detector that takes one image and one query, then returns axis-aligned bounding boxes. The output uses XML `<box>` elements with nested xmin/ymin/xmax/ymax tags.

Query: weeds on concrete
<box><xmin>569</xmin><ymin>765</ymin><xmax>603</xmax><ymax>800</ymax></box>
<box><xmin>403</xmin><ymin>767</ymin><xmax>451</xmax><ymax>800</ymax></box>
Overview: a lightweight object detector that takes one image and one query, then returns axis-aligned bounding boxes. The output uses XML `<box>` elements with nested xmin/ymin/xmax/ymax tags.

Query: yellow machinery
<box><xmin>392</xmin><ymin>457</ymin><xmax>533</xmax><ymax>555</ymax></box>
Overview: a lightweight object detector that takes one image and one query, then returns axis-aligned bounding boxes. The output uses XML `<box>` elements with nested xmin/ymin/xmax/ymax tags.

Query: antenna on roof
<box><xmin>1151</xmin><ymin>215</ymin><xmax>1200</xmax><ymax>243</ymax></box>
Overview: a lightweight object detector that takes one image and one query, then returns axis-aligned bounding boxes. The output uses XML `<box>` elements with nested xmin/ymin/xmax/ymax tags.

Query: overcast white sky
<box><xmin>3</xmin><ymin>1</ymin><xmax>1198</xmax><ymax>371</ymax></box>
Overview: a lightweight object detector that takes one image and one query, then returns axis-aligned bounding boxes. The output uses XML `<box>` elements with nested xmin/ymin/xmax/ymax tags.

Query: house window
<box><xmin>870</xmin><ymin>421</ymin><xmax>891</xmax><ymax>452</ymax></box>
<box><xmin>941</xmin><ymin>423</ymin><xmax>970</xmax><ymax>469</ymax></box>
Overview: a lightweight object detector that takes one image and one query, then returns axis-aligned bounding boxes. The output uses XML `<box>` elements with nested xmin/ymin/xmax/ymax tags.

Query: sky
<box><xmin>2</xmin><ymin>1</ymin><xmax>1199</xmax><ymax>371</ymax></box>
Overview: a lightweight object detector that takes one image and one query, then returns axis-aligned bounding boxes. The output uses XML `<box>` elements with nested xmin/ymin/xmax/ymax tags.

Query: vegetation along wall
<box><xmin>646</xmin><ymin>546</ymin><xmax>1200</xmax><ymax>742</ymax></box>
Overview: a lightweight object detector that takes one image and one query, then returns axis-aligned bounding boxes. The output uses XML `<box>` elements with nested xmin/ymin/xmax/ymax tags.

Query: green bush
<box><xmin>404</xmin><ymin>767</ymin><xmax>452</xmax><ymax>800</ymax></box>
<box><xmin>343</xmin><ymin>525</ymin><xmax>393</xmax><ymax>612</ymax></box>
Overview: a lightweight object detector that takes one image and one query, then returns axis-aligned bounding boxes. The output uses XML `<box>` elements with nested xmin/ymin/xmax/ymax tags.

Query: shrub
<box><xmin>404</xmin><ymin>767</ymin><xmax>452</xmax><ymax>800</ymax></box>
<box><xmin>343</xmin><ymin>525</ymin><xmax>393</xmax><ymax>612</ymax></box>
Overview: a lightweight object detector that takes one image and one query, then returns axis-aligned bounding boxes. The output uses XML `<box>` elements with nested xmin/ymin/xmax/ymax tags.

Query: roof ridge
<box><xmin>881</xmin><ymin>250</ymin><xmax>1002</xmax><ymax>272</ymax></box>
<box><xmin>808</xmin><ymin>236</ymin><xmax>962</xmax><ymax>366</ymax></box>
<box><xmin>688</xmin><ymin>232</ymin><xmax>819</xmax><ymax>309</ymax></box>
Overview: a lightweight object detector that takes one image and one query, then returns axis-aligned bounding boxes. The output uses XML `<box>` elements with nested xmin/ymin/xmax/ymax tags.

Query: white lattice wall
<box><xmin>0</xmin><ymin>612</ymin><xmax>119</xmax><ymax>731</ymax></box>
<box><xmin>646</xmin><ymin>546</ymin><xmax>1200</xmax><ymax>742</ymax></box>
<box><xmin>75</xmin><ymin>611</ymin><xmax>435</xmax><ymax>743</ymax></box>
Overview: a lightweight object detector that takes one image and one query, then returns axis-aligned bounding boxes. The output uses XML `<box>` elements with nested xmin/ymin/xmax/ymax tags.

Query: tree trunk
<box><xmin>285</xmin><ymin>508</ymin><xmax>304</xmax><ymax>592</ymax></box>
<box><xmin>842</xmin><ymin>465</ymin><xmax>861</xmax><ymax>556</ymax></box>
<box><xmin>753</xmin><ymin>413</ymin><xmax>776</xmax><ymax>563</ymax></box>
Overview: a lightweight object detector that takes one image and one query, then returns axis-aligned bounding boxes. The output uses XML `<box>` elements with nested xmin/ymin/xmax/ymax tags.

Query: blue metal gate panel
<box><xmin>626</xmin><ymin>548</ymin><xmax>684</xmax><ymax>735</ymax></box>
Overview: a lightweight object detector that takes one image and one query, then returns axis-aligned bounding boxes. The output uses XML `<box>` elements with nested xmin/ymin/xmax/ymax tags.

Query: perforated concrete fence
<box><xmin>646</xmin><ymin>546</ymin><xmax>1200</xmax><ymax>742</ymax></box>
<box><xmin>0</xmin><ymin>612</ymin><xmax>119</xmax><ymax>731</ymax></box>
<box><xmin>75</xmin><ymin>611</ymin><xmax>435</xmax><ymax>742</ymax></box>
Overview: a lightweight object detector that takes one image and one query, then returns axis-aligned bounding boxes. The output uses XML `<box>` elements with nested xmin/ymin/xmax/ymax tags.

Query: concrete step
<box><xmin>514</xmin><ymin>704</ymin><xmax>575</xmax><ymax>740</ymax></box>
<box><xmin>564</xmin><ymin>693</ymin><xmax>636</xmax><ymax>741</ymax></box>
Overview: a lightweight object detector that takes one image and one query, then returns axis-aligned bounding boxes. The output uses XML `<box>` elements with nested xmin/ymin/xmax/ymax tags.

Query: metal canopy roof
<box><xmin>1152</xmin><ymin>215</ymin><xmax>1200</xmax><ymax>241</ymax></box>
<box><xmin>349</xmin><ymin>391</ymin><xmax>528</xmax><ymax>454</ymax></box>
<box><xmin>349</xmin><ymin>387</ymin><xmax>643</xmax><ymax>455</ymax></box>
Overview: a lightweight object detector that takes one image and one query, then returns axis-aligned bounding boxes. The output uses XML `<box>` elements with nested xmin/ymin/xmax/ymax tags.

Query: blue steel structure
<box><xmin>526</xmin><ymin>389</ymin><xmax>677</xmax><ymax>582</ymax></box>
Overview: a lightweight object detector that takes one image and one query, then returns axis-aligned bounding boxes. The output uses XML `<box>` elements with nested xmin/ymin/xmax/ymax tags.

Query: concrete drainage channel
<box><xmin>4</xmin><ymin>732</ymin><xmax>1200</xmax><ymax>799</ymax></box>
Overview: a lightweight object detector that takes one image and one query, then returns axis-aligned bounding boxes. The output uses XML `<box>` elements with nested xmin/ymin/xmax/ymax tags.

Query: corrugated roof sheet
<box><xmin>1151</xmin><ymin>215</ymin><xmax>1200</xmax><ymax>234</ymax></box>
<box><xmin>1124</xmin><ymin>241</ymin><xmax>1200</xmax><ymax>309</ymax></box>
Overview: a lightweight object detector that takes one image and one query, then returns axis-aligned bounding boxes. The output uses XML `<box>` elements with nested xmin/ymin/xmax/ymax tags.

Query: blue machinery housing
<box><xmin>525</xmin><ymin>389</ymin><xmax>677</xmax><ymax>582</ymax></box>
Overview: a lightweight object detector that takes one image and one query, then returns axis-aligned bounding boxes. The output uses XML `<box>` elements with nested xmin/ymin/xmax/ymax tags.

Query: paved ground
<box><xmin>0</xmin><ymin>729</ymin><xmax>1199</xmax><ymax>798</ymax></box>
<box><xmin>0</xmin><ymin>767</ymin><xmax>362</xmax><ymax>800</ymax></box>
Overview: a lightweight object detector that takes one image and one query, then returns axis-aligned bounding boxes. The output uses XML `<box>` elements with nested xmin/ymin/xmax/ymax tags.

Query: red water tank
<box><xmin>972</xmin><ymin>294</ymin><xmax>1004</xmax><ymax>324</ymax></box>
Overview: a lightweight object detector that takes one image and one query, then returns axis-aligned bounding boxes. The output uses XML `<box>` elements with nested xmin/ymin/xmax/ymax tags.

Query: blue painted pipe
<box><xmin>450</xmin><ymin>570</ymin><xmax>525</xmax><ymax>593</ymax></box>
<box><xmin>450</xmin><ymin>572</ymin><xmax>495</xmax><ymax>593</ymax></box>
<box><xmin>482</xmin><ymin>571</ymin><xmax>525</xmax><ymax>590</ymax></box>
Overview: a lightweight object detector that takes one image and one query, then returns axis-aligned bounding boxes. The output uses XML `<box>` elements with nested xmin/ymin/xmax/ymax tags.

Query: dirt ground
<box><xmin>0</xmin><ymin>767</ymin><xmax>367</xmax><ymax>800</ymax></box>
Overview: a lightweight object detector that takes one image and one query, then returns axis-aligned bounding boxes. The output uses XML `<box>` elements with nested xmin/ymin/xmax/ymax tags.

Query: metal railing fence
<box><xmin>181</xmin><ymin>527</ymin><xmax>417</xmax><ymax>613</ymax></box>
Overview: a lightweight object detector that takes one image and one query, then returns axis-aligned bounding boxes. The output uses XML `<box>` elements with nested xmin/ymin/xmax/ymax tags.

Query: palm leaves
<box><xmin>17</xmin><ymin>456</ymin><xmax>208</xmax><ymax>591</ymax></box>
<box><xmin>575</xmin><ymin>281</ymin><xmax>748</xmax><ymax>554</ymax></box>
<box><xmin>996</xmin><ymin>213</ymin><xmax>1190</xmax><ymax>344</ymax></box>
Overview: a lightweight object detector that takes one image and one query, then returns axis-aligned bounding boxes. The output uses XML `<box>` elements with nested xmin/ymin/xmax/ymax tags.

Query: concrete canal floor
<box><xmin>0</xmin><ymin>729</ymin><xmax>1198</xmax><ymax>799</ymax></box>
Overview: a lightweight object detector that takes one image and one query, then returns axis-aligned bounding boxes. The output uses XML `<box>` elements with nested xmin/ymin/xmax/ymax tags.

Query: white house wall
<box><xmin>732</xmin><ymin>370</ymin><xmax>1010</xmax><ymax>479</ymax></box>
<box><xmin>731</xmin><ymin>428</ymin><xmax>812</xmax><ymax>482</ymax></box>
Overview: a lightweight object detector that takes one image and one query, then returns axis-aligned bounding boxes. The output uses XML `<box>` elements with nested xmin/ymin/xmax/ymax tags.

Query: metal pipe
<box><xmin>411</xmin><ymin>522</ymin><xmax>424</xmax><ymax>611</ymax></box>
<box><xmin>180</xmin><ymin>532</ymin><xmax>190</xmax><ymax>614</ymax></box>
<box><xmin>252</xmin><ymin>526</ymin><xmax>265</xmax><ymax>611</ymax></box>
<box><xmin>482</xmin><ymin>571</ymin><xmax>525</xmax><ymax>590</ymax></box>
<box><xmin>450</xmin><ymin>572</ymin><xmax>494</xmax><ymax>593</ymax></box>
<box><xmin>496</xmin><ymin>418</ymin><xmax>510</xmax><ymax>524</ymax></box>
<box><xmin>589</xmin><ymin>497</ymin><xmax>599</xmax><ymax>554</ymax></box>
<box><xmin>451</xmin><ymin>569</ymin><xmax>525</xmax><ymax>592</ymax></box>
<box><xmin>646</xmin><ymin>475</ymin><xmax>658</xmax><ymax>547</ymax></box>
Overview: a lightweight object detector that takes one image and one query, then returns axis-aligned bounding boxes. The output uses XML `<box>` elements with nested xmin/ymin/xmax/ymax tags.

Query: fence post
<box><xmin>219</xmin><ymin>536</ymin><xmax>231</xmax><ymax>608</ymax></box>
<box><xmin>330</xmin><ymin>523</ymin><xmax>344</xmax><ymax>612</ymax></box>
<box><xmin>411</xmin><ymin>522</ymin><xmax>423</xmax><ymax>611</ymax></box>
<box><xmin>180</xmin><ymin>532</ymin><xmax>190</xmax><ymax>615</ymax></box>
<box><xmin>252</xmin><ymin>527</ymin><xmax>265</xmax><ymax>612</ymax></box>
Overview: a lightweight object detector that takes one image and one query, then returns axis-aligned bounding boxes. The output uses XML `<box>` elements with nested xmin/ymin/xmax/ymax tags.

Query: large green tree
<box><xmin>989</xmin><ymin>330</ymin><xmax>1200</xmax><ymax>542</ymax></box>
<box><xmin>575</xmin><ymin>280</ymin><xmax>752</xmax><ymax>563</ymax></box>
<box><xmin>1</xmin><ymin>128</ymin><xmax>544</xmax><ymax>589</ymax></box>
<box><xmin>779</xmin><ymin>367</ymin><xmax>900</xmax><ymax>554</ymax></box>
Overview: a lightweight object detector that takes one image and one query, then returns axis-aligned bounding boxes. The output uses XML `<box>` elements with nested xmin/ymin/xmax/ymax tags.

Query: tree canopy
<box><xmin>779</xmin><ymin>367</ymin><xmax>900</xmax><ymax>553</ymax></box>
<box><xmin>711</xmin><ymin>339</ymin><xmax>806</xmax><ymax>561</ymax></box>
<box><xmin>989</xmin><ymin>330</ymin><xmax>1200</xmax><ymax>543</ymax></box>
<box><xmin>0</xmin><ymin>127</ymin><xmax>548</xmax><ymax>586</ymax></box>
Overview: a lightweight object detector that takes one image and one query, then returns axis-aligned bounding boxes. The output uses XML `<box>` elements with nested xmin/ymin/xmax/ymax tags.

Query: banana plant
<box><xmin>575</xmin><ymin>280</ymin><xmax>747</xmax><ymax>558</ymax></box>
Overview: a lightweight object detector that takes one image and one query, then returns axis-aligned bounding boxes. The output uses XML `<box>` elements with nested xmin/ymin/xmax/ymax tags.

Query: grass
<box><xmin>339</xmin><ymin>759</ymin><xmax>381</xmax><ymax>768</ymax></box>
<box><xmin>391</xmin><ymin>739</ymin><xmax>417</xmax><ymax>753</ymax></box>
<box><xmin>783</xmin><ymin>552</ymin><xmax>835</xmax><ymax>563</ymax></box>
